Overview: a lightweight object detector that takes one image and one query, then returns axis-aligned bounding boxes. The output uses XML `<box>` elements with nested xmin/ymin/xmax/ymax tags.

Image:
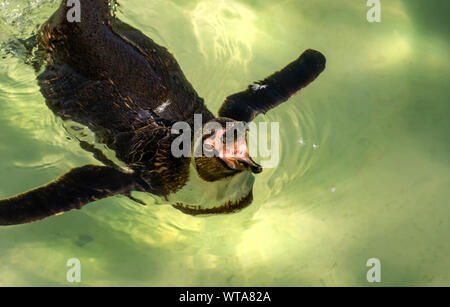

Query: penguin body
<box><xmin>0</xmin><ymin>0</ymin><xmax>326</xmax><ymax>225</ymax></box>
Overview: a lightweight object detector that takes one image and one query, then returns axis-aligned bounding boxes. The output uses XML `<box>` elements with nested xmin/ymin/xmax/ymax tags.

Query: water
<box><xmin>0</xmin><ymin>0</ymin><xmax>449</xmax><ymax>286</ymax></box>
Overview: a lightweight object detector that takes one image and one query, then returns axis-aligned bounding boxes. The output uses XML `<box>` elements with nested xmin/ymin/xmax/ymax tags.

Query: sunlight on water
<box><xmin>0</xmin><ymin>0</ymin><xmax>449</xmax><ymax>286</ymax></box>
<box><xmin>190</xmin><ymin>0</ymin><xmax>256</xmax><ymax>65</ymax></box>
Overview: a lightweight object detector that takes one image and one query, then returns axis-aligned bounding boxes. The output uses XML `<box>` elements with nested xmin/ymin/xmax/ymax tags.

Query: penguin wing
<box><xmin>218</xmin><ymin>49</ymin><xmax>326</xmax><ymax>122</ymax></box>
<box><xmin>0</xmin><ymin>165</ymin><xmax>145</xmax><ymax>226</ymax></box>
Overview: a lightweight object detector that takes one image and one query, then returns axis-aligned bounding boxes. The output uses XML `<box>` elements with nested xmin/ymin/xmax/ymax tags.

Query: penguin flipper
<box><xmin>218</xmin><ymin>49</ymin><xmax>326</xmax><ymax>122</ymax></box>
<box><xmin>0</xmin><ymin>165</ymin><xmax>144</xmax><ymax>226</ymax></box>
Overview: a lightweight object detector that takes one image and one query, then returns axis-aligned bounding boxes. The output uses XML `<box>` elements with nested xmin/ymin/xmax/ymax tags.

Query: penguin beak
<box><xmin>221</xmin><ymin>155</ymin><xmax>263</xmax><ymax>174</ymax></box>
<box><xmin>203</xmin><ymin>122</ymin><xmax>263</xmax><ymax>174</ymax></box>
<box><xmin>240</xmin><ymin>156</ymin><xmax>263</xmax><ymax>174</ymax></box>
<box><xmin>220</xmin><ymin>131</ymin><xmax>263</xmax><ymax>174</ymax></box>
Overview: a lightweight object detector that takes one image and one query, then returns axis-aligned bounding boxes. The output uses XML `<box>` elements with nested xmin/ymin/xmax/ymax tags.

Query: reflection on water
<box><xmin>0</xmin><ymin>0</ymin><xmax>449</xmax><ymax>286</ymax></box>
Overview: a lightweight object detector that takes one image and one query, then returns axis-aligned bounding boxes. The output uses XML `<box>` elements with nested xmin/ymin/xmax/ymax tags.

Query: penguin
<box><xmin>0</xmin><ymin>0</ymin><xmax>326</xmax><ymax>226</ymax></box>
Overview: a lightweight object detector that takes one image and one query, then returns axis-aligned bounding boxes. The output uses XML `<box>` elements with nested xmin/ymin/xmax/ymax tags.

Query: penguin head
<box><xmin>194</xmin><ymin>118</ymin><xmax>262</xmax><ymax>182</ymax></box>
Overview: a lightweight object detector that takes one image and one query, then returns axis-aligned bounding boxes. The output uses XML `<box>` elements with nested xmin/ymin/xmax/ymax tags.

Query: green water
<box><xmin>0</xmin><ymin>0</ymin><xmax>449</xmax><ymax>286</ymax></box>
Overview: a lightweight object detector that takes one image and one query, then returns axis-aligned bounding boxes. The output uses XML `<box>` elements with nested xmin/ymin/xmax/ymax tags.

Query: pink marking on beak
<box><xmin>203</xmin><ymin>125</ymin><xmax>263</xmax><ymax>174</ymax></box>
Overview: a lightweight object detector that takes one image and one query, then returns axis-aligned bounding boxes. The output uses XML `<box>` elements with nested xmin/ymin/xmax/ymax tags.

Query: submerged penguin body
<box><xmin>0</xmin><ymin>0</ymin><xmax>326</xmax><ymax>225</ymax></box>
<box><xmin>36</xmin><ymin>0</ymin><xmax>212</xmax><ymax>197</ymax></box>
<box><xmin>170</xmin><ymin>163</ymin><xmax>255</xmax><ymax>215</ymax></box>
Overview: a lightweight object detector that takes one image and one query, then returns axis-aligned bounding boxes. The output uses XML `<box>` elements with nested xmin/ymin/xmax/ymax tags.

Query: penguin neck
<box><xmin>194</xmin><ymin>156</ymin><xmax>240</xmax><ymax>182</ymax></box>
